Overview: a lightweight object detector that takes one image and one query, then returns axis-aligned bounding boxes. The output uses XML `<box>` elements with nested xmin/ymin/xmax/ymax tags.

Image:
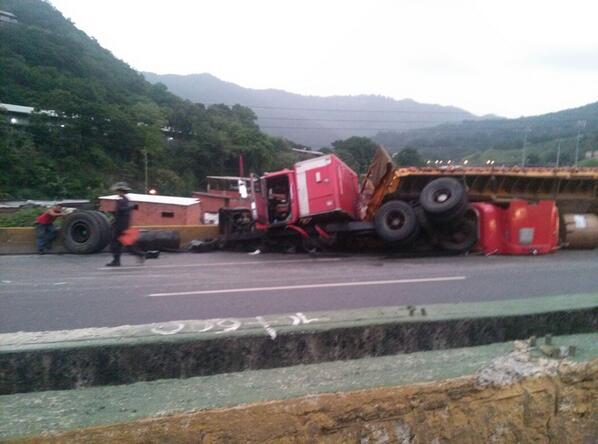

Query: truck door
<box><xmin>296</xmin><ymin>156</ymin><xmax>335</xmax><ymax>217</ymax></box>
<box><xmin>253</xmin><ymin>176</ymin><xmax>268</xmax><ymax>225</ymax></box>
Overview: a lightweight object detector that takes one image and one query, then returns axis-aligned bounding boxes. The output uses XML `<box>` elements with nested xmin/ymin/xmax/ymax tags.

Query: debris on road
<box><xmin>187</xmin><ymin>238</ymin><xmax>218</xmax><ymax>253</ymax></box>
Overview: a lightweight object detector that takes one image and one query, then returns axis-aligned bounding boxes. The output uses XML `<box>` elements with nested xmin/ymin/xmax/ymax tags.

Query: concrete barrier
<box><xmin>0</xmin><ymin>227</ymin><xmax>68</xmax><ymax>254</ymax></box>
<box><xmin>0</xmin><ymin>225</ymin><xmax>219</xmax><ymax>255</ymax></box>
<box><xmin>1</xmin><ymin>293</ymin><xmax>596</xmax><ymax>395</ymax></box>
<box><xmin>2</xmin><ymin>334</ymin><xmax>597</xmax><ymax>443</ymax></box>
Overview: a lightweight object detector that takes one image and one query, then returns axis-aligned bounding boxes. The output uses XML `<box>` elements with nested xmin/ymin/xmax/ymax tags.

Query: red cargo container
<box><xmin>471</xmin><ymin>200</ymin><xmax>559</xmax><ymax>255</ymax></box>
<box><xmin>294</xmin><ymin>155</ymin><xmax>359</xmax><ymax>220</ymax></box>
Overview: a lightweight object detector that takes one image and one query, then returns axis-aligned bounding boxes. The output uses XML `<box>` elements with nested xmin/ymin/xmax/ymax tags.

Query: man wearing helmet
<box><xmin>106</xmin><ymin>182</ymin><xmax>145</xmax><ymax>267</ymax></box>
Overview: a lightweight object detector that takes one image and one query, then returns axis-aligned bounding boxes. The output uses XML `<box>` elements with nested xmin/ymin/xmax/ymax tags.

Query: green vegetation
<box><xmin>579</xmin><ymin>158</ymin><xmax>598</xmax><ymax>167</ymax></box>
<box><xmin>0</xmin><ymin>207</ymin><xmax>46</xmax><ymax>227</ymax></box>
<box><xmin>0</xmin><ymin>0</ymin><xmax>294</xmax><ymax>199</ymax></box>
<box><xmin>331</xmin><ymin>137</ymin><xmax>379</xmax><ymax>174</ymax></box>
<box><xmin>375</xmin><ymin>105</ymin><xmax>598</xmax><ymax>166</ymax></box>
<box><xmin>394</xmin><ymin>148</ymin><xmax>424</xmax><ymax>167</ymax></box>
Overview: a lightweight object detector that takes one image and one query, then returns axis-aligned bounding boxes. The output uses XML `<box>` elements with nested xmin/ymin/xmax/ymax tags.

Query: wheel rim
<box><xmin>433</xmin><ymin>189</ymin><xmax>451</xmax><ymax>203</ymax></box>
<box><xmin>385</xmin><ymin>210</ymin><xmax>405</xmax><ymax>231</ymax></box>
<box><xmin>70</xmin><ymin>221</ymin><xmax>91</xmax><ymax>243</ymax></box>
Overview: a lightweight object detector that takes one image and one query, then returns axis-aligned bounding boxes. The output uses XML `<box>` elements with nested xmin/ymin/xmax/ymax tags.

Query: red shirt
<box><xmin>36</xmin><ymin>212</ymin><xmax>57</xmax><ymax>225</ymax></box>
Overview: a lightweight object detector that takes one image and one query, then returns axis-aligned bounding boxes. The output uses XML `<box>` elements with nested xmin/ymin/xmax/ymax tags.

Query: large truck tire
<box><xmin>374</xmin><ymin>200</ymin><xmax>419</xmax><ymax>242</ymax></box>
<box><xmin>62</xmin><ymin>211</ymin><xmax>107</xmax><ymax>254</ymax></box>
<box><xmin>436</xmin><ymin>218</ymin><xmax>478</xmax><ymax>253</ymax></box>
<box><xmin>137</xmin><ymin>230</ymin><xmax>181</xmax><ymax>251</ymax></box>
<box><xmin>420</xmin><ymin>177</ymin><xmax>467</xmax><ymax>221</ymax></box>
<box><xmin>88</xmin><ymin>211</ymin><xmax>112</xmax><ymax>252</ymax></box>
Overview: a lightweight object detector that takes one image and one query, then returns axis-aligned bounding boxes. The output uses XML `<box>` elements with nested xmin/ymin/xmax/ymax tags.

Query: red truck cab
<box><xmin>254</xmin><ymin>155</ymin><xmax>359</xmax><ymax>230</ymax></box>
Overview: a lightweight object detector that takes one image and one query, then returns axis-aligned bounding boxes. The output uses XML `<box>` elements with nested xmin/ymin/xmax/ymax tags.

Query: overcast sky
<box><xmin>50</xmin><ymin>0</ymin><xmax>598</xmax><ymax>118</ymax></box>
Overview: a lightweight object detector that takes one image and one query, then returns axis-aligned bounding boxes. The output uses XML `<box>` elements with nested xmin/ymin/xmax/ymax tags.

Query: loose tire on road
<box><xmin>436</xmin><ymin>218</ymin><xmax>478</xmax><ymax>253</ymax></box>
<box><xmin>62</xmin><ymin>211</ymin><xmax>107</xmax><ymax>254</ymax></box>
<box><xmin>137</xmin><ymin>230</ymin><xmax>181</xmax><ymax>251</ymax></box>
<box><xmin>420</xmin><ymin>177</ymin><xmax>467</xmax><ymax>221</ymax></box>
<box><xmin>374</xmin><ymin>200</ymin><xmax>419</xmax><ymax>243</ymax></box>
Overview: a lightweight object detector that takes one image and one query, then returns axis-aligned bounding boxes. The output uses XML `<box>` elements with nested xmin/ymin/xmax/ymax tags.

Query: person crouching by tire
<box><xmin>106</xmin><ymin>182</ymin><xmax>145</xmax><ymax>267</ymax></box>
<box><xmin>35</xmin><ymin>205</ymin><xmax>63</xmax><ymax>254</ymax></box>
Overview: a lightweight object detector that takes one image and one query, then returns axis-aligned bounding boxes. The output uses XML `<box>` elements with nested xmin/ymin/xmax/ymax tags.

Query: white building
<box><xmin>0</xmin><ymin>10</ymin><xmax>18</xmax><ymax>24</ymax></box>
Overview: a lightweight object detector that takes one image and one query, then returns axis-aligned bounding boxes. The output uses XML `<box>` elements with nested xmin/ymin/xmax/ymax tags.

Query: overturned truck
<box><xmin>219</xmin><ymin>148</ymin><xmax>598</xmax><ymax>253</ymax></box>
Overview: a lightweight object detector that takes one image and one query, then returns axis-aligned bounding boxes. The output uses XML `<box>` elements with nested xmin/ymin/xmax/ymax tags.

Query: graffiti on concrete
<box><xmin>0</xmin><ymin>313</ymin><xmax>331</xmax><ymax>348</ymax></box>
<box><xmin>150</xmin><ymin>312</ymin><xmax>328</xmax><ymax>340</ymax></box>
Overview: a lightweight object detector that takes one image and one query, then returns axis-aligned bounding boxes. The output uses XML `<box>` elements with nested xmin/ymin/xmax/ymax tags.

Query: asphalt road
<box><xmin>0</xmin><ymin>250</ymin><xmax>597</xmax><ymax>333</ymax></box>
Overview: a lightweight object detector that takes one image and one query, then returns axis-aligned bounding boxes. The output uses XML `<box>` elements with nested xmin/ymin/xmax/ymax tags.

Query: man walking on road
<box><xmin>106</xmin><ymin>182</ymin><xmax>145</xmax><ymax>267</ymax></box>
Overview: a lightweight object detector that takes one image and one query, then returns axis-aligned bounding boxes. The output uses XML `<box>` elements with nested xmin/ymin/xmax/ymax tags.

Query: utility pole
<box><xmin>521</xmin><ymin>127</ymin><xmax>530</xmax><ymax>167</ymax></box>
<box><xmin>574</xmin><ymin>120</ymin><xmax>586</xmax><ymax>166</ymax></box>
<box><xmin>556</xmin><ymin>140</ymin><xmax>561</xmax><ymax>167</ymax></box>
<box><xmin>143</xmin><ymin>149</ymin><xmax>148</xmax><ymax>193</ymax></box>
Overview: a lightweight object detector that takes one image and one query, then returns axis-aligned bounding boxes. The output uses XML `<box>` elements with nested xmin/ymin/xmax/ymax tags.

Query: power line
<box><xmin>257</xmin><ymin>124</ymin><xmax>589</xmax><ymax>131</ymax></box>
<box><xmin>256</xmin><ymin>116</ymin><xmax>598</xmax><ymax>124</ymax></box>
<box><xmin>205</xmin><ymin>103</ymin><xmax>475</xmax><ymax>114</ymax></box>
<box><xmin>257</xmin><ymin>116</ymin><xmax>471</xmax><ymax>123</ymax></box>
<box><xmin>207</xmin><ymin>103</ymin><xmax>598</xmax><ymax>122</ymax></box>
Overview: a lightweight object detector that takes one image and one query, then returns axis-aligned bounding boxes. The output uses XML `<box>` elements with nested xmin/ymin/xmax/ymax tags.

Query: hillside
<box><xmin>0</xmin><ymin>0</ymin><xmax>291</xmax><ymax>199</ymax></box>
<box><xmin>142</xmin><ymin>72</ymin><xmax>482</xmax><ymax>148</ymax></box>
<box><xmin>374</xmin><ymin>101</ymin><xmax>598</xmax><ymax>166</ymax></box>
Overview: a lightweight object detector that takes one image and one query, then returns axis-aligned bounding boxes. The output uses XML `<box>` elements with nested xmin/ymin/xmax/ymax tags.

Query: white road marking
<box><xmin>256</xmin><ymin>316</ymin><xmax>277</xmax><ymax>340</ymax></box>
<box><xmin>148</xmin><ymin>276</ymin><xmax>466</xmax><ymax>297</ymax></box>
<box><xmin>98</xmin><ymin>257</ymin><xmax>342</xmax><ymax>271</ymax></box>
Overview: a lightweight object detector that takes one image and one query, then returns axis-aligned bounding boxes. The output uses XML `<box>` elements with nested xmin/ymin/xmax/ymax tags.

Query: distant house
<box><xmin>192</xmin><ymin>176</ymin><xmax>252</xmax><ymax>223</ymax></box>
<box><xmin>99</xmin><ymin>193</ymin><xmax>201</xmax><ymax>226</ymax></box>
<box><xmin>0</xmin><ymin>10</ymin><xmax>18</xmax><ymax>24</ymax></box>
<box><xmin>0</xmin><ymin>103</ymin><xmax>57</xmax><ymax>126</ymax></box>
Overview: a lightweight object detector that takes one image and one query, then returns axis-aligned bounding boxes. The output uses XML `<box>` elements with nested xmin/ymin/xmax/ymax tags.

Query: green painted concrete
<box><xmin>1</xmin><ymin>333</ymin><xmax>596</xmax><ymax>440</ymax></box>
<box><xmin>1</xmin><ymin>292</ymin><xmax>596</xmax><ymax>395</ymax></box>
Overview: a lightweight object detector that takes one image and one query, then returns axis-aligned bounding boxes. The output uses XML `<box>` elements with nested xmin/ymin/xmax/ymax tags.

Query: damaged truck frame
<box><xmin>218</xmin><ymin>148</ymin><xmax>598</xmax><ymax>253</ymax></box>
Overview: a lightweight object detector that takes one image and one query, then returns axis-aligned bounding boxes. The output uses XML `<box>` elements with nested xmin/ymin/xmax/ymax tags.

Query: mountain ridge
<box><xmin>142</xmin><ymin>72</ymin><xmax>483</xmax><ymax>147</ymax></box>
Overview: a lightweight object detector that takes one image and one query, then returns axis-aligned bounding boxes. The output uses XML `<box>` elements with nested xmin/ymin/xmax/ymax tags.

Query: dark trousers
<box><xmin>110</xmin><ymin>228</ymin><xmax>144</xmax><ymax>261</ymax></box>
<box><xmin>36</xmin><ymin>223</ymin><xmax>57</xmax><ymax>252</ymax></box>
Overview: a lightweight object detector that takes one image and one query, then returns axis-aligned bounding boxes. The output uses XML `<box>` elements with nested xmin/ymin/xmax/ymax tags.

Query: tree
<box><xmin>331</xmin><ymin>136</ymin><xmax>378</xmax><ymax>173</ymax></box>
<box><xmin>395</xmin><ymin>148</ymin><xmax>424</xmax><ymax>166</ymax></box>
<box><xmin>525</xmin><ymin>152</ymin><xmax>541</xmax><ymax>166</ymax></box>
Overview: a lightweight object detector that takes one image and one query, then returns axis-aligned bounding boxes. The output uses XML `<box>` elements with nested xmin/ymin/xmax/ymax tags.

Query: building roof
<box><xmin>206</xmin><ymin>176</ymin><xmax>252</xmax><ymax>181</ymax></box>
<box><xmin>99</xmin><ymin>193</ymin><xmax>200</xmax><ymax>206</ymax></box>
<box><xmin>0</xmin><ymin>103</ymin><xmax>57</xmax><ymax>117</ymax></box>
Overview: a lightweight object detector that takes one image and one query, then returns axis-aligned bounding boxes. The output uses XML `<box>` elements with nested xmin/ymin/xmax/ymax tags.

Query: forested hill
<box><xmin>0</xmin><ymin>0</ymin><xmax>292</xmax><ymax>199</ymax></box>
<box><xmin>143</xmin><ymin>72</ymin><xmax>484</xmax><ymax>148</ymax></box>
<box><xmin>374</xmin><ymin>101</ymin><xmax>598</xmax><ymax>166</ymax></box>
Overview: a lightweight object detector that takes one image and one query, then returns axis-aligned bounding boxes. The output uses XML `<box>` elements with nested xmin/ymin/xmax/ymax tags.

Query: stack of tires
<box><xmin>373</xmin><ymin>177</ymin><xmax>478</xmax><ymax>253</ymax></box>
<box><xmin>62</xmin><ymin>210</ymin><xmax>112</xmax><ymax>254</ymax></box>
